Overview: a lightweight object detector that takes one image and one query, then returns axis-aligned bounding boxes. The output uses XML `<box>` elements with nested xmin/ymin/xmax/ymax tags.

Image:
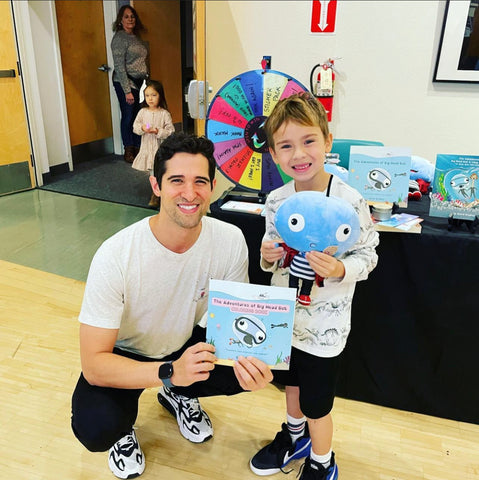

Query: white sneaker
<box><xmin>108</xmin><ymin>429</ymin><xmax>145</xmax><ymax>479</ymax></box>
<box><xmin>157</xmin><ymin>386</ymin><xmax>213</xmax><ymax>443</ymax></box>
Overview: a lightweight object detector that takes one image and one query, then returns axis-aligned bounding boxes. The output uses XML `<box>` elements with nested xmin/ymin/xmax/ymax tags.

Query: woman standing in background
<box><xmin>111</xmin><ymin>5</ymin><xmax>149</xmax><ymax>163</ymax></box>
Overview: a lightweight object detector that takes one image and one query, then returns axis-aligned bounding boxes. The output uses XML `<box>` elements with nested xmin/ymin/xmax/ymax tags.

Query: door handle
<box><xmin>98</xmin><ymin>64</ymin><xmax>111</xmax><ymax>72</ymax></box>
<box><xmin>0</xmin><ymin>69</ymin><xmax>16</xmax><ymax>78</ymax></box>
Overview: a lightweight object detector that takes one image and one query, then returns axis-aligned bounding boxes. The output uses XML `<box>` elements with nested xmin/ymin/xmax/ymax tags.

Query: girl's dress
<box><xmin>131</xmin><ymin>108</ymin><xmax>175</xmax><ymax>171</ymax></box>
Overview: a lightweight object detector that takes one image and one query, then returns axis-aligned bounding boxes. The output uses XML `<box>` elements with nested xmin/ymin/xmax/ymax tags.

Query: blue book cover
<box><xmin>429</xmin><ymin>154</ymin><xmax>479</xmax><ymax>220</ymax></box>
<box><xmin>348</xmin><ymin>146</ymin><xmax>411</xmax><ymax>205</ymax></box>
<box><xmin>377</xmin><ymin>213</ymin><xmax>419</xmax><ymax>228</ymax></box>
<box><xmin>206</xmin><ymin>279</ymin><xmax>296</xmax><ymax>370</ymax></box>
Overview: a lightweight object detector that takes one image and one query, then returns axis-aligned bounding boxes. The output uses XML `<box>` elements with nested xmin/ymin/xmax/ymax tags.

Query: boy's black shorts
<box><xmin>272</xmin><ymin>347</ymin><xmax>342</xmax><ymax>419</ymax></box>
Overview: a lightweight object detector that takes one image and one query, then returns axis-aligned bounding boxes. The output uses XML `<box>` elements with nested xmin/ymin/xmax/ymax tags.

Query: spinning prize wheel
<box><xmin>206</xmin><ymin>69</ymin><xmax>308</xmax><ymax>193</ymax></box>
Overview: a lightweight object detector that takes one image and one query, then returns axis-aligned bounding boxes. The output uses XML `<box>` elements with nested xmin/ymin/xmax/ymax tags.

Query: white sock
<box><xmin>286</xmin><ymin>414</ymin><xmax>306</xmax><ymax>444</ymax></box>
<box><xmin>311</xmin><ymin>449</ymin><xmax>332</xmax><ymax>469</ymax></box>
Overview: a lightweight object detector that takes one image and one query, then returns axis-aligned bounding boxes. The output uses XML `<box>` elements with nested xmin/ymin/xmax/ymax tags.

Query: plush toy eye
<box><xmin>288</xmin><ymin>214</ymin><xmax>305</xmax><ymax>232</ymax></box>
<box><xmin>336</xmin><ymin>224</ymin><xmax>352</xmax><ymax>242</ymax></box>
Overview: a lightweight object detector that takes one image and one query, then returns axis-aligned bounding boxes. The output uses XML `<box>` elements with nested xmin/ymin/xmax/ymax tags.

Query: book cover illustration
<box><xmin>429</xmin><ymin>154</ymin><xmax>479</xmax><ymax>220</ymax></box>
<box><xmin>348</xmin><ymin>146</ymin><xmax>411</xmax><ymax>206</ymax></box>
<box><xmin>206</xmin><ymin>279</ymin><xmax>296</xmax><ymax>370</ymax></box>
<box><xmin>374</xmin><ymin>213</ymin><xmax>422</xmax><ymax>233</ymax></box>
<box><xmin>376</xmin><ymin>213</ymin><xmax>420</xmax><ymax>228</ymax></box>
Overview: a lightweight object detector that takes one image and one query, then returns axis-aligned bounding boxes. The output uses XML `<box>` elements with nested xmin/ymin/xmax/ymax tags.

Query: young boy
<box><xmin>249</xmin><ymin>93</ymin><xmax>379</xmax><ymax>480</ymax></box>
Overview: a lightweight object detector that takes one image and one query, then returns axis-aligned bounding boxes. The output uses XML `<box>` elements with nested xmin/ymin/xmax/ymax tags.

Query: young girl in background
<box><xmin>132</xmin><ymin>79</ymin><xmax>175</xmax><ymax>208</ymax></box>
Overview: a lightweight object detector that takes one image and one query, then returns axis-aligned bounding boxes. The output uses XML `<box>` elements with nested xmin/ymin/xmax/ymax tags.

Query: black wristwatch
<box><xmin>158</xmin><ymin>361</ymin><xmax>174</xmax><ymax>388</ymax></box>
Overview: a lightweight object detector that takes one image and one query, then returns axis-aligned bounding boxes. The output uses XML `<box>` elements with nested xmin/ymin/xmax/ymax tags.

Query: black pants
<box><xmin>71</xmin><ymin>326</ymin><xmax>244</xmax><ymax>452</ymax></box>
<box><xmin>273</xmin><ymin>348</ymin><xmax>342</xmax><ymax>419</ymax></box>
<box><xmin>289</xmin><ymin>274</ymin><xmax>314</xmax><ymax>296</ymax></box>
<box><xmin>113</xmin><ymin>80</ymin><xmax>141</xmax><ymax>148</ymax></box>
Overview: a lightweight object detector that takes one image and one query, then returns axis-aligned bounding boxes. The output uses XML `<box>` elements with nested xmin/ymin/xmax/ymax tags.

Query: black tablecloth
<box><xmin>209</xmin><ymin>195</ymin><xmax>479</xmax><ymax>424</ymax></box>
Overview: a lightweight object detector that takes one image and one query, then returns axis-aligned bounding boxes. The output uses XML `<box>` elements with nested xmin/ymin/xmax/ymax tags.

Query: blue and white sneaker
<box><xmin>249</xmin><ymin>423</ymin><xmax>311</xmax><ymax>476</ymax></box>
<box><xmin>157</xmin><ymin>386</ymin><xmax>213</xmax><ymax>443</ymax></box>
<box><xmin>298</xmin><ymin>454</ymin><xmax>338</xmax><ymax>480</ymax></box>
<box><xmin>108</xmin><ymin>429</ymin><xmax>145</xmax><ymax>479</ymax></box>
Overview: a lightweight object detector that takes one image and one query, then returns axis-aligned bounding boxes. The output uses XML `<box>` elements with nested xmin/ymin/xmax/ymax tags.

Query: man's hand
<box><xmin>305</xmin><ymin>251</ymin><xmax>345</xmax><ymax>279</ymax></box>
<box><xmin>233</xmin><ymin>356</ymin><xmax>273</xmax><ymax>391</ymax></box>
<box><xmin>261</xmin><ymin>240</ymin><xmax>284</xmax><ymax>264</ymax></box>
<box><xmin>171</xmin><ymin>342</ymin><xmax>216</xmax><ymax>387</ymax></box>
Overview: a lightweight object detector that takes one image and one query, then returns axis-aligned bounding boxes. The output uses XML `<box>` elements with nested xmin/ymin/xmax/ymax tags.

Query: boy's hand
<box><xmin>261</xmin><ymin>240</ymin><xmax>284</xmax><ymax>264</ymax></box>
<box><xmin>233</xmin><ymin>356</ymin><xmax>273</xmax><ymax>391</ymax></box>
<box><xmin>306</xmin><ymin>251</ymin><xmax>345</xmax><ymax>279</ymax></box>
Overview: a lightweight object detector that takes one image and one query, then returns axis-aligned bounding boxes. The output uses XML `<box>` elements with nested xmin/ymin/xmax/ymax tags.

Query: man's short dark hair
<box><xmin>154</xmin><ymin>132</ymin><xmax>216</xmax><ymax>188</ymax></box>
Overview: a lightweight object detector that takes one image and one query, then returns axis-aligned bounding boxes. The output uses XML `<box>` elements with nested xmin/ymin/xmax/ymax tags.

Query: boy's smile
<box><xmin>291</xmin><ymin>163</ymin><xmax>312</xmax><ymax>173</ymax></box>
<box><xmin>270</xmin><ymin>121</ymin><xmax>333</xmax><ymax>190</ymax></box>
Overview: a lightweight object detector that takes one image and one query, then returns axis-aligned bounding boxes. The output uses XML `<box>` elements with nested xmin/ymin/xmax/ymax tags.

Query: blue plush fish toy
<box><xmin>274</xmin><ymin>191</ymin><xmax>360</xmax><ymax>257</ymax></box>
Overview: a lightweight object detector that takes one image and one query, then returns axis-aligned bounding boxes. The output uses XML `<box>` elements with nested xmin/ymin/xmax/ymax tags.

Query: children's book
<box><xmin>429</xmin><ymin>154</ymin><xmax>479</xmax><ymax>220</ymax></box>
<box><xmin>377</xmin><ymin>213</ymin><xmax>420</xmax><ymax>228</ymax></box>
<box><xmin>348</xmin><ymin>146</ymin><xmax>411</xmax><ymax>206</ymax></box>
<box><xmin>206</xmin><ymin>279</ymin><xmax>296</xmax><ymax>370</ymax></box>
<box><xmin>220</xmin><ymin>200</ymin><xmax>266</xmax><ymax>215</ymax></box>
<box><xmin>373</xmin><ymin>215</ymin><xmax>423</xmax><ymax>233</ymax></box>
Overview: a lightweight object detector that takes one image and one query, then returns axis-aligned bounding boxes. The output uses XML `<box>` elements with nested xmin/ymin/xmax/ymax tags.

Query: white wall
<box><xmin>11</xmin><ymin>1</ymin><xmax>50</xmax><ymax>184</ymax></box>
<box><xmin>206</xmin><ymin>0</ymin><xmax>479</xmax><ymax>196</ymax></box>
<box><xmin>26</xmin><ymin>1</ymin><xmax>72</xmax><ymax>172</ymax></box>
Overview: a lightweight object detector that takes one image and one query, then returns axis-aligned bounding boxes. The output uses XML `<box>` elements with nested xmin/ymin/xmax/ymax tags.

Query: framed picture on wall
<box><xmin>433</xmin><ymin>0</ymin><xmax>479</xmax><ymax>83</ymax></box>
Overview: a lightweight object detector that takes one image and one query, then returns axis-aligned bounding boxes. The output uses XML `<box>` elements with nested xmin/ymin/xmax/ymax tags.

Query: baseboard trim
<box><xmin>72</xmin><ymin>138</ymin><xmax>114</xmax><ymax>164</ymax></box>
<box><xmin>42</xmin><ymin>162</ymin><xmax>70</xmax><ymax>184</ymax></box>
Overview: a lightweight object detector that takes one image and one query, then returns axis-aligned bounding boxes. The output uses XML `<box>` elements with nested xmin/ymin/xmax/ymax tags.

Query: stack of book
<box><xmin>373</xmin><ymin>213</ymin><xmax>423</xmax><ymax>233</ymax></box>
<box><xmin>219</xmin><ymin>200</ymin><xmax>266</xmax><ymax>216</ymax></box>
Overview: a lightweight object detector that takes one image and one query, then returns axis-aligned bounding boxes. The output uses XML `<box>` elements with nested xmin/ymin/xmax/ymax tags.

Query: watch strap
<box><xmin>161</xmin><ymin>376</ymin><xmax>174</xmax><ymax>388</ymax></box>
<box><xmin>158</xmin><ymin>361</ymin><xmax>175</xmax><ymax>388</ymax></box>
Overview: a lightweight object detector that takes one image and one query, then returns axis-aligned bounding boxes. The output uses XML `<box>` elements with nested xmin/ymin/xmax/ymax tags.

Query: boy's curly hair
<box><xmin>264</xmin><ymin>92</ymin><xmax>330</xmax><ymax>150</ymax></box>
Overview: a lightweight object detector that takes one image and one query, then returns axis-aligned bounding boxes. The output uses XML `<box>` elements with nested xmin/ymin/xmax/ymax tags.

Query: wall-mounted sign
<box><xmin>311</xmin><ymin>0</ymin><xmax>337</xmax><ymax>34</ymax></box>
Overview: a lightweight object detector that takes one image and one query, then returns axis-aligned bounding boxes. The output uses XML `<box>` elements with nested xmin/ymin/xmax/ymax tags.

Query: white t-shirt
<box><xmin>79</xmin><ymin>216</ymin><xmax>249</xmax><ymax>359</ymax></box>
<box><xmin>261</xmin><ymin>178</ymin><xmax>379</xmax><ymax>358</ymax></box>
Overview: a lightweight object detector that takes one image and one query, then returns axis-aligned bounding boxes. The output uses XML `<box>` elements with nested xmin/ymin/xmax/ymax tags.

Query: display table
<box><xmin>210</xmin><ymin>196</ymin><xmax>272</xmax><ymax>286</ymax></box>
<box><xmin>209</xmin><ymin>195</ymin><xmax>479</xmax><ymax>424</ymax></box>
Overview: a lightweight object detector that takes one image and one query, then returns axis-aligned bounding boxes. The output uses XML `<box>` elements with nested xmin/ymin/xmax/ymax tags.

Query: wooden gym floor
<box><xmin>1</xmin><ymin>189</ymin><xmax>478</xmax><ymax>479</ymax></box>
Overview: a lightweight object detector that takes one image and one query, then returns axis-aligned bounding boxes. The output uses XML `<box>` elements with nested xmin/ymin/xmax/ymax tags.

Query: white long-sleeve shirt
<box><xmin>261</xmin><ymin>178</ymin><xmax>379</xmax><ymax>358</ymax></box>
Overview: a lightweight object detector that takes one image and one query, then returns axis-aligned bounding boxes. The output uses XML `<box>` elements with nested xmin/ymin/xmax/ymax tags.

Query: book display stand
<box><xmin>447</xmin><ymin>214</ymin><xmax>479</xmax><ymax>233</ymax></box>
<box><xmin>429</xmin><ymin>154</ymin><xmax>479</xmax><ymax>230</ymax></box>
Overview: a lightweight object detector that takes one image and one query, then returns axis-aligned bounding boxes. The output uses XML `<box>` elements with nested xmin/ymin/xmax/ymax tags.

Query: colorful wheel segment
<box><xmin>206</xmin><ymin>69</ymin><xmax>308</xmax><ymax>193</ymax></box>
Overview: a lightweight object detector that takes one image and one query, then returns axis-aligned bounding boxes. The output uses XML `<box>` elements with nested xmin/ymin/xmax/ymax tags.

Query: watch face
<box><xmin>159</xmin><ymin>362</ymin><xmax>173</xmax><ymax>379</ymax></box>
